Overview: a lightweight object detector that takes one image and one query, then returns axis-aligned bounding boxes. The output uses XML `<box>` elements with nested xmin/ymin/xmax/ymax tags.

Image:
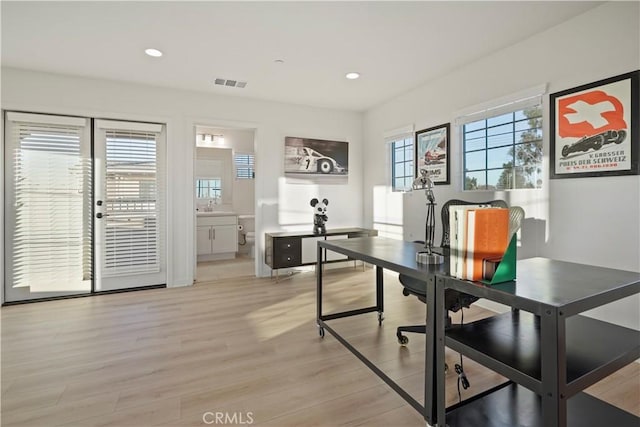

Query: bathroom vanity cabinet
<box><xmin>197</xmin><ymin>214</ymin><xmax>238</xmax><ymax>260</ymax></box>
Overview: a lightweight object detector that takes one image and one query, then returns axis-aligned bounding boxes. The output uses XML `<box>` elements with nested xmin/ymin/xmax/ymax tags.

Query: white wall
<box><xmin>363</xmin><ymin>2</ymin><xmax>640</xmax><ymax>329</ymax></box>
<box><xmin>225</xmin><ymin>128</ymin><xmax>256</xmax><ymax>216</ymax></box>
<box><xmin>1</xmin><ymin>68</ymin><xmax>363</xmax><ymax>283</ymax></box>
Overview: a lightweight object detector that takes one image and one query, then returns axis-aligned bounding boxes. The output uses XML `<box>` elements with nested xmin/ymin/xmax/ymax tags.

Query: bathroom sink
<box><xmin>196</xmin><ymin>211</ymin><xmax>236</xmax><ymax>217</ymax></box>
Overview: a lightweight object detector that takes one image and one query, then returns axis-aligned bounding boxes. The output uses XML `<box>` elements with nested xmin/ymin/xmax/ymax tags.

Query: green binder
<box><xmin>481</xmin><ymin>234</ymin><xmax>517</xmax><ymax>285</ymax></box>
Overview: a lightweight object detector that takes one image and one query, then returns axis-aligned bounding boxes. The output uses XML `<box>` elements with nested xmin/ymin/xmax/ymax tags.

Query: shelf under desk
<box><xmin>445</xmin><ymin>310</ymin><xmax>640</xmax><ymax>396</ymax></box>
<box><xmin>436</xmin><ymin>258</ymin><xmax>640</xmax><ymax>427</ymax></box>
<box><xmin>445</xmin><ymin>382</ymin><xmax>639</xmax><ymax>427</ymax></box>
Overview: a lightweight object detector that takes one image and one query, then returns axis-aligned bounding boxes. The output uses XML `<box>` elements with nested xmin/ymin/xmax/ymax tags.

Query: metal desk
<box><xmin>316</xmin><ymin>236</ymin><xmax>447</xmax><ymax>425</ymax></box>
<box><xmin>318</xmin><ymin>237</ymin><xmax>640</xmax><ymax>427</ymax></box>
<box><xmin>435</xmin><ymin>258</ymin><xmax>640</xmax><ymax>427</ymax></box>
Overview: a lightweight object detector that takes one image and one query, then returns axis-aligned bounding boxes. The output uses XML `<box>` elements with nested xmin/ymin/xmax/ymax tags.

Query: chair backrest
<box><xmin>508</xmin><ymin>206</ymin><xmax>525</xmax><ymax>238</ymax></box>
<box><xmin>440</xmin><ymin>199</ymin><xmax>508</xmax><ymax>248</ymax></box>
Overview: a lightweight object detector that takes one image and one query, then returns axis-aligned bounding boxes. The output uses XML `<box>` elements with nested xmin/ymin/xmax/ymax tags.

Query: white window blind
<box><xmin>384</xmin><ymin>124</ymin><xmax>414</xmax><ymax>144</ymax></box>
<box><xmin>98</xmin><ymin>122</ymin><xmax>164</xmax><ymax>277</ymax></box>
<box><xmin>454</xmin><ymin>84</ymin><xmax>547</xmax><ymax>126</ymax></box>
<box><xmin>235</xmin><ymin>153</ymin><xmax>255</xmax><ymax>179</ymax></box>
<box><xmin>5</xmin><ymin>112</ymin><xmax>92</xmax><ymax>293</ymax></box>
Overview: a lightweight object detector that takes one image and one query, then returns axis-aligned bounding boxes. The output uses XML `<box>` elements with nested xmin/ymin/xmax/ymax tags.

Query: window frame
<box><xmin>462</xmin><ymin>106</ymin><xmax>543</xmax><ymax>191</ymax></box>
<box><xmin>390</xmin><ymin>135</ymin><xmax>414</xmax><ymax>192</ymax></box>
<box><xmin>456</xmin><ymin>85</ymin><xmax>545</xmax><ymax>192</ymax></box>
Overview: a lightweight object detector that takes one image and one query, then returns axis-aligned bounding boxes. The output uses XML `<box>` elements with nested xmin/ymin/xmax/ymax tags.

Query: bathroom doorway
<box><xmin>193</xmin><ymin>125</ymin><xmax>256</xmax><ymax>283</ymax></box>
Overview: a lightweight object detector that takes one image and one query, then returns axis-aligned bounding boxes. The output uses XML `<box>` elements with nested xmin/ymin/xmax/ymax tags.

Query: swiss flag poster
<box><xmin>550</xmin><ymin>71</ymin><xmax>638</xmax><ymax>178</ymax></box>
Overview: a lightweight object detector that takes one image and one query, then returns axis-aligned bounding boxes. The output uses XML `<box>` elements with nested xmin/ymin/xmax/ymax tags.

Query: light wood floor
<box><xmin>1</xmin><ymin>267</ymin><xmax>638</xmax><ymax>427</ymax></box>
<box><xmin>196</xmin><ymin>254</ymin><xmax>256</xmax><ymax>282</ymax></box>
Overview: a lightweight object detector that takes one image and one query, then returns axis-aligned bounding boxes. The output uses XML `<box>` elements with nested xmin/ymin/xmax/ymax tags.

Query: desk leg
<box><xmin>541</xmin><ymin>307</ymin><xmax>567</xmax><ymax>427</ymax></box>
<box><xmin>316</xmin><ymin>245</ymin><xmax>325</xmax><ymax>337</ymax></box>
<box><xmin>429</xmin><ymin>275</ymin><xmax>446</xmax><ymax>427</ymax></box>
<box><xmin>376</xmin><ymin>266</ymin><xmax>384</xmax><ymax>325</ymax></box>
<box><xmin>424</xmin><ymin>275</ymin><xmax>444</xmax><ymax>426</ymax></box>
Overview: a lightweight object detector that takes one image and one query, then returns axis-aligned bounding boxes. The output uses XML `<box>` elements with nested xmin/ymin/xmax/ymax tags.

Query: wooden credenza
<box><xmin>264</xmin><ymin>228</ymin><xmax>378</xmax><ymax>277</ymax></box>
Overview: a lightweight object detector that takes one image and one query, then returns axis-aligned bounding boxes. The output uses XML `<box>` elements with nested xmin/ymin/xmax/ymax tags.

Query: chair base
<box><xmin>397</xmin><ymin>325</ymin><xmax>426</xmax><ymax>336</ymax></box>
<box><xmin>396</xmin><ymin>315</ymin><xmax>452</xmax><ymax>344</ymax></box>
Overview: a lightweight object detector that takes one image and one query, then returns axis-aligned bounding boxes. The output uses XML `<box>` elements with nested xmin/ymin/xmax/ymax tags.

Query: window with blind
<box><xmin>235</xmin><ymin>153</ymin><xmax>255</xmax><ymax>179</ymax></box>
<box><xmin>4</xmin><ymin>112</ymin><xmax>92</xmax><ymax>299</ymax></box>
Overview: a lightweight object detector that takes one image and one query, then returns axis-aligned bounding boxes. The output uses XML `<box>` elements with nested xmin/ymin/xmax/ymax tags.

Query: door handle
<box><xmin>212</xmin><ymin>229</ymin><xmax>216</xmax><ymax>240</ymax></box>
<box><xmin>209</xmin><ymin>228</ymin><xmax>211</xmax><ymax>240</ymax></box>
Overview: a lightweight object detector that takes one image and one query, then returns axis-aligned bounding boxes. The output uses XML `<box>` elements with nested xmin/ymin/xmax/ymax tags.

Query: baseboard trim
<box><xmin>2</xmin><ymin>284</ymin><xmax>166</xmax><ymax>306</ymax></box>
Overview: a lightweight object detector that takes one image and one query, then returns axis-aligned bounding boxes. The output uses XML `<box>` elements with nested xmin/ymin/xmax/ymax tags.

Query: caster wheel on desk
<box><xmin>444</xmin><ymin>363</ymin><xmax>449</xmax><ymax>374</ymax></box>
<box><xmin>398</xmin><ymin>335</ymin><xmax>409</xmax><ymax>346</ymax></box>
<box><xmin>318</xmin><ymin>326</ymin><xmax>325</xmax><ymax>338</ymax></box>
<box><xmin>377</xmin><ymin>312</ymin><xmax>384</xmax><ymax>326</ymax></box>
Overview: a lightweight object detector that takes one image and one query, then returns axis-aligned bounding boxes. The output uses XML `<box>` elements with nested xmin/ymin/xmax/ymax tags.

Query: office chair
<box><xmin>396</xmin><ymin>200</ymin><xmax>524</xmax><ymax>346</ymax></box>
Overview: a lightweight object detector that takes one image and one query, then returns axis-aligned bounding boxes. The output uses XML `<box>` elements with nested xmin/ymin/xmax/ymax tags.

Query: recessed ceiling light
<box><xmin>145</xmin><ymin>48</ymin><xmax>163</xmax><ymax>58</ymax></box>
<box><xmin>345</xmin><ymin>72</ymin><xmax>360</xmax><ymax>80</ymax></box>
<box><xmin>274</xmin><ymin>59</ymin><xmax>285</xmax><ymax>64</ymax></box>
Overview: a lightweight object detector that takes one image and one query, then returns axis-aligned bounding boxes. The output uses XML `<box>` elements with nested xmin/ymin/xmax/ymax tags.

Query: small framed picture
<box><xmin>415</xmin><ymin>123</ymin><xmax>450</xmax><ymax>185</ymax></box>
<box><xmin>550</xmin><ymin>70</ymin><xmax>639</xmax><ymax>179</ymax></box>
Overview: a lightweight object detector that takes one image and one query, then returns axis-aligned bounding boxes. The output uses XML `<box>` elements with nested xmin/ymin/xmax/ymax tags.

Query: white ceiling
<box><xmin>2</xmin><ymin>1</ymin><xmax>602</xmax><ymax>112</ymax></box>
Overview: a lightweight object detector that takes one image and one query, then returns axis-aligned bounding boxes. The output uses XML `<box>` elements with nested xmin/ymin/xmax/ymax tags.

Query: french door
<box><xmin>4</xmin><ymin>112</ymin><xmax>165</xmax><ymax>302</ymax></box>
<box><xmin>93</xmin><ymin>120</ymin><xmax>165</xmax><ymax>291</ymax></box>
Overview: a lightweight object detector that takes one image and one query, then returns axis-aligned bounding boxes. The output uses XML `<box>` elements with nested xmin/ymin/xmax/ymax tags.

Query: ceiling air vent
<box><xmin>214</xmin><ymin>78</ymin><xmax>247</xmax><ymax>89</ymax></box>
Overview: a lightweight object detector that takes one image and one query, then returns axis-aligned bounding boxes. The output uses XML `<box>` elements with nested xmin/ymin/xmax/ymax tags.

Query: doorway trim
<box><xmin>186</xmin><ymin>116</ymin><xmax>260</xmax><ymax>280</ymax></box>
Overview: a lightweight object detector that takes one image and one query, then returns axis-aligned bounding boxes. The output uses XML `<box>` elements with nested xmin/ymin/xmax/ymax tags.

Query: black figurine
<box><xmin>310</xmin><ymin>198</ymin><xmax>329</xmax><ymax>234</ymax></box>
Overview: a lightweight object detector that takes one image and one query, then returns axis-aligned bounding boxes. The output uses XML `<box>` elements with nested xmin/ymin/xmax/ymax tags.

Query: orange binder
<box><xmin>464</xmin><ymin>208</ymin><xmax>509</xmax><ymax>281</ymax></box>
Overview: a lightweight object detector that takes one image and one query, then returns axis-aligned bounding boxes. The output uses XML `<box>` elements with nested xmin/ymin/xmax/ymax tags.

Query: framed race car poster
<box><xmin>415</xmin><ymin>123</ymin><xmax>450</xmax><ymax>185</ymax></box>
<box><xmin>550</xmin><ymin>70</ymin><xmax>639</xmax><ymax>179</ymax></box>
<box><xmin>284</xmin><ymin>136</ymin><xmax>348</xmax><ymax>184</ymax></box>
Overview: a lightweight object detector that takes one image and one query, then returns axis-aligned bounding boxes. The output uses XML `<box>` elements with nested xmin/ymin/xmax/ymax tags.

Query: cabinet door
<box><xmin>301</xmin><ymin>236</ymin><xmax>323</xmax><ymax>264</ymax></box>
<box><xmin>197</xmin><ymin>226</ymin><xmax>213</xmax><ymax>255</ymax></box>
<box><xmin>211</xmin><ymin>225</ymin><xmax>237</xmax><ymax>254</ymax></box>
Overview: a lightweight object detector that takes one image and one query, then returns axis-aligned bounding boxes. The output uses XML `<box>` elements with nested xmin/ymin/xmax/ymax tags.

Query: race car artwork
<box><xmin>424</xmin><ymin>146</ymin><xmax>446</xmax><ymax>163</ymax></box>
<box><xmin>285</xmin><ymin>146</ymin><xmax>346</xmax><ymax>174</ymax></box>
<box><xmin>561</xmin><ymin>129</ymin><xmax>627</xmax><ymax>158</ymax></box>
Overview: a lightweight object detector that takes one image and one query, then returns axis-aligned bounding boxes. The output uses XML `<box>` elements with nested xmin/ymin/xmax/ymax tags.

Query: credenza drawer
<box><xmin>276</xmin><ymin>251</ymin><xmax>301</xmax><ymax>267</ymax></box>
<box><xmin>274</xmin><ymin>238</ymin><xmax>300</xmax><ymax>253</ymax></box>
